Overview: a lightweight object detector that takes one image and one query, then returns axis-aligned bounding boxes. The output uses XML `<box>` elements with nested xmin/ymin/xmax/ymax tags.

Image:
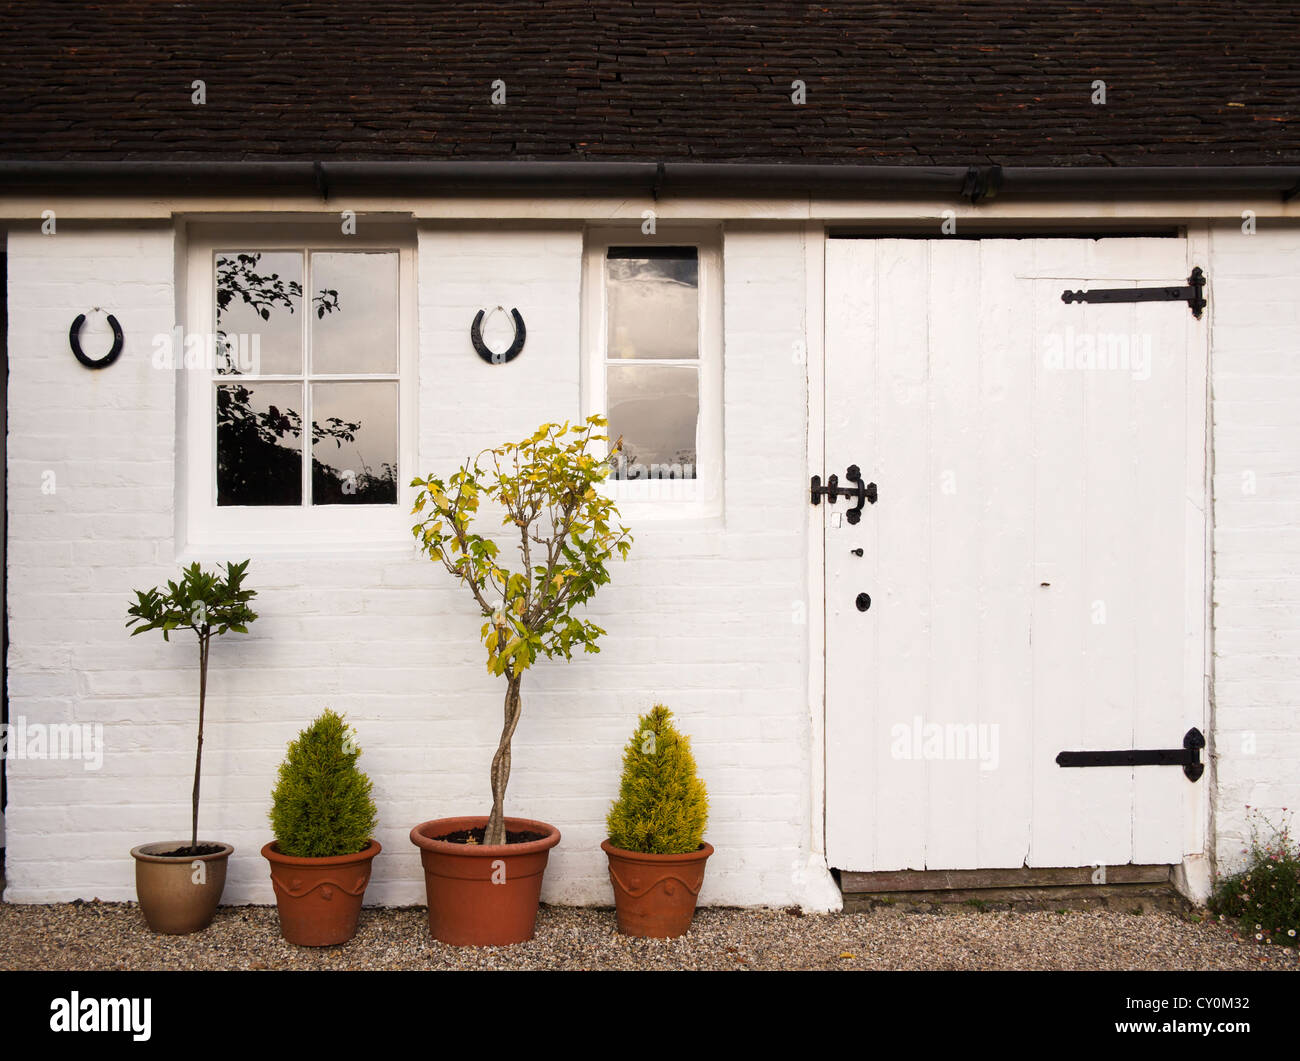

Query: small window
<box><xmin>584</xmin><ymin>230</ymin><xmax>722</xmax><ymax>517</ymax></box>
<box><xmin>604</xmin><ymin>247</ymin><xmax>700</xmax><ymax>481</ymax></box>
<box><xmin>182</xmin><ymin>225</ymin><xmax>416</xmax><ymax>549</ymax></box>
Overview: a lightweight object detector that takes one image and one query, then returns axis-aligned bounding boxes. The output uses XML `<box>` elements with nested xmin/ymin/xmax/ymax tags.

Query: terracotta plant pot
<box><xmin>130</xmin><ymin>841</ymin><xmax>233</xmax><ymax>934</ymax></box>
<box><xmin>601</xmin><ymin>839</ymin><xmax>714</xmax><ymax>939</ymax></box>
<box><xmin>410</xmin><ymin>816</ymin><xmax>560</xmax><ymax>946</ymax></box>
<box><xmin>261</xmin><ymin>839</ymin><xmax>381</xmax><ymax>947</ymax></box>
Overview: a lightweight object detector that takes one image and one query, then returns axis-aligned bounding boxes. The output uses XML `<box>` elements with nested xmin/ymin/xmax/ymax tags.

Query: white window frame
<box><xmin>581</xmin><ymin>225</ymin><xmax>723</xmax><ymax>521</ymax></box>
<box><xmin>181</xmin><ymin>222</ymin><xmax>417</xmax><ymax>550</ymax></box>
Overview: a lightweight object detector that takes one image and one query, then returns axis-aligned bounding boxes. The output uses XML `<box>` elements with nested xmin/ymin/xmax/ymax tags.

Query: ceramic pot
<box><xmin>262</xmin><ymin>839</ymin><xmax>381</xmax><ymax>947</ymax></box>
<box><xmin>410</xmin><ymin>816</ymin><xmax>560</xmax><ymax>946</ymax></box>
<box><xmin>130</xmin><ymin>840</ymin><xmax>233</xmax><ymax>934</ymax></box>
<box><xmin>601</xmin><ymin>839</ymin><xmax>713</xmax><ymax>939</ymax></box>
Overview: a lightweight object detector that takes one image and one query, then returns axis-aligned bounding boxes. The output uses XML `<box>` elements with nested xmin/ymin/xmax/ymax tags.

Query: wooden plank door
<box><xmin>824</xmin><ymin>237</ymin><xmax>1206</xmax><ymax>873</ymax></box>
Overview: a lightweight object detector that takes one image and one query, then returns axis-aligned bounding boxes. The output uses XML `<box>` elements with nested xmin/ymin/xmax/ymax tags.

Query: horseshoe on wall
<box><xmin>471</xmin><ymin>306</ymin><xmax>526</xmax><ymax>365</ymax></box>
<box><xmin>69</xmin><ymin>311</ymin><xmax>124</xmax><ymax>369</ymax></box>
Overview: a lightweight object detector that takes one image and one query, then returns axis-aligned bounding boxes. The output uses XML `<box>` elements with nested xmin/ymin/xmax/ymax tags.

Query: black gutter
<box><xmin>1</xmin><ymin>161</ymin><xmax>1299</xmax><ymax>202</ymax></box>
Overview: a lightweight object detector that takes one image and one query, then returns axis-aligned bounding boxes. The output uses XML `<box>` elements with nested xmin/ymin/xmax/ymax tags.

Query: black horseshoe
<box><xmin>69</xmin><ymin>312</ymin><xmax>124</xmax><ymax>369</ymax></box>
<box><xmin>471</xmin><ymin>307</ymin><xmax>526</xmax><ymax>365</ymax></box>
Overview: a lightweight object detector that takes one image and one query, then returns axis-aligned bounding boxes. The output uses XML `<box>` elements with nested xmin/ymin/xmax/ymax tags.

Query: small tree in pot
<box><xmin>409</xmin><ymin>415</ymin><xmax>632</xmax><ymax>945</ymax></box>
<box><xmin>125</xmin><ymin>560</ymin><xmax>257</xmax><ymax>934</ymax></box>
<box><xmin>263</xmin><ymin>709</ymin><xmax>380</xmax><ymax>947</ymax></box>
<box><xmin>603</xmin><ymin>705</ymin><xmax>712</xmax><ymax>939</ymax></box>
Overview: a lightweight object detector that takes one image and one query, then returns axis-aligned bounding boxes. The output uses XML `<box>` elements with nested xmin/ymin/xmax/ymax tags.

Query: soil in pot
<box><xmin>411</xmin><ymin>816</ymin><xmax>560</xmax><ymax>946</ymax></box>
<box><xmin>130</xmin><ymin>841</ymin><xmax>233</xmax><ymax>935</ymax></box>
<box><xmin>602</xmin><ymin>840</ymin><xmax>714</xmax><ymax>939</ymax></box>
<box><xmin>262</xmin><ymin>839</ymin><xmax>381</xmax><ymax>947</ymax></box>
<box><xmin>152</xmin><ymin>843</ymin><xmax>227</xmax><ymax>858</ymax></box>
<box><xmin>435</xmin><ymin>826</ymin><xmax>548</xmax><ymax>845</ymax></box>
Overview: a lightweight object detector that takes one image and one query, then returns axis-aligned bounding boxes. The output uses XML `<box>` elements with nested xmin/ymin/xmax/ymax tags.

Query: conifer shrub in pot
<box><xmin>409</xmin><ymin>416</ymin><xmax>632</xmax><ymax>945</ymax></box>
<box><xmin>602</xmin><ymin>705</ymin><xmax>712</xmax><ymax>939</ymax></box>
<box><xmin>125</xmin><ymin>561</ymin><xmax>257</xmax><ymax>934</ymax></box>
<box><xmin>262</xmin><ymin>709</ymin><xmax>380</xmax><ymax>947</ymax></box>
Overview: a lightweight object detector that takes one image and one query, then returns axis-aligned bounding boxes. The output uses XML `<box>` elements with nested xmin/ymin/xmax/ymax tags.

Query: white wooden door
<box><xmin>824</xmin><ymin>238</ymin><xmax>1207</xmax><ymax>872</ymax></box>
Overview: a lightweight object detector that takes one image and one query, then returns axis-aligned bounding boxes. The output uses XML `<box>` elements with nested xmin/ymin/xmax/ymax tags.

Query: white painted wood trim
<box><xmin>580</xmin><ymin>223</ymin><xmax>723</xmax><ymax>521</ymax></box>
<box><xmin>7</xmin><ymin>196</ymin><xmax>1300</xmax><ymax>223</ymax></box>
<box><xmin>178</xmin><ymin>222</ymin><xmax>418</xmax><ymax>552</ymax></box>
<box><xmin>1184</xmin><ymin>222</ymin><xmax>1214</xmax><ymax>871</ymax></box>
<box><xmin>804</xmin><ymin>221</ymin><xmax>828</xmax><ymax>856</ymax></box>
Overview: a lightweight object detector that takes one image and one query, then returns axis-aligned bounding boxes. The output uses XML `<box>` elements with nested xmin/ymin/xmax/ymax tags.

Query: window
<box><xmin>583</xmin><ymin>228</ymin><xmax>722</xmax><ymax>518</ymax></box>
<box><xmin>182</xmin><ymin>225</ymin><xmax>416</xmax><ymax>548</ymax></box>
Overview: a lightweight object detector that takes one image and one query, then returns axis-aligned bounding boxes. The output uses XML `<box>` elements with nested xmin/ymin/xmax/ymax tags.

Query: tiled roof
<box><xmin>1</xmin><ymin>1</ymin><xmax>1297</xmax><ymax>166</ymax></box>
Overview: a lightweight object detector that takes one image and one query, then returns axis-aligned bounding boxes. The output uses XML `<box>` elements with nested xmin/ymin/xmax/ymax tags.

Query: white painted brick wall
<box><xmin>4</xmin><ymin>222</ymin><xmax>818</xmax><ymax>909</ymax></box>
<box><xmin>15</xmin><ymin>216</ymin><xmax>1290</xmax><ymax>909</ymax></box>
<box><xmin>1209</xmin><ymin>222</ymin><xmax>1300</xmax><ymax>875</ymax></box>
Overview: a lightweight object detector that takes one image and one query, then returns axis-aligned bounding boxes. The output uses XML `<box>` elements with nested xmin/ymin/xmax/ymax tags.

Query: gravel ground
<box><xmin>1</xmin><ymin>902</ymin><xmax>1297</xmax><ymax>971</ymax></box>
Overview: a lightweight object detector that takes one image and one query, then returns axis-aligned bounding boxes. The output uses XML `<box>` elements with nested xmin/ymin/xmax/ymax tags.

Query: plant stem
<box><xmin>192</xmin><ymin>630</ymin><xmax>209</xmax><ymax>849</ymax></box>
<box><xmin>485</xmin><ymin>673</ymin><xmax>523</xmax><ymax>846</ymax></box>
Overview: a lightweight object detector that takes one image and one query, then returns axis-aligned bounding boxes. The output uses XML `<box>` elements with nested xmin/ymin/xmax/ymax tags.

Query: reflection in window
<box><xmin>215</xmin><ymin>252</ymin><xmax>303</xmax><ymax>375</ymax></box>
<box><xmin>311</xmin><ymin>252</ymin><xmax>398</xmax><ymax>375</ymax></box>
<box><xmin>216</xmin><ymin>383</ymin><xmax>304</xmax><ymax>505</ymax></box>
<box><xmin>604</xmin><ymin>248</ymin><xmax>699</xmax><ymax>480</ymax></box>
<box><xmin>213</xmin><ymin>249</ymin><xmax>400</xmax><ymax>506</ymax></box>
<box><xmin>311</xmin><ymin>382</ymin><xmax>398</xmax><ymax>505</ymax></box>
<box><xmin>606</xmin><ymin>365</ymin><xmax>697</xmax><ymax>479</ymax></box>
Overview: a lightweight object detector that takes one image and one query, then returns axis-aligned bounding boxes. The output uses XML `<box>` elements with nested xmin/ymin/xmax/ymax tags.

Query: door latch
<box><xmin>811</xmin><ymin>465</ymin><xmax>877</xmax><ymax>524</ymax></box>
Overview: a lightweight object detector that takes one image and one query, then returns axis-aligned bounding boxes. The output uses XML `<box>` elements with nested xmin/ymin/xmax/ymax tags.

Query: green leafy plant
<box><xmin>269</xmin><ymin>709</ymin><xmax>377</xmax><ymax>858</ymax></box>
<box><xmin>126</xmin><ymin>560</ymin><xmax>258</xmax><ymax>852</ymax></box>
<box><xmin>1209</xmin><ymin>806</ymin><xmax>1300</xmax><ymax>947</ymax></box>
<box><xmin>606</xmin><ymin>705</ymin><xmax>709</xmax><ymax>855</ymax></box>
<box><xmin>411</xmin><ymin>415</ymin><xmax>632</xmax><ymax>846</ymax></box>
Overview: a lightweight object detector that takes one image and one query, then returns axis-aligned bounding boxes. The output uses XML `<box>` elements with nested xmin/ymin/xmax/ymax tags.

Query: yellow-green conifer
<box><xmin>606</xmin><ymin>705</ymin><xmax>708</xmax><ymax>854</ymax></box>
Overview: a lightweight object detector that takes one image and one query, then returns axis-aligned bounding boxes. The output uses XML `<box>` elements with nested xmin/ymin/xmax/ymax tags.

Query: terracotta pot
<box><xmin>410</xmin><ymin>816</ymin><xmax>560</xmax><ymax>946</ymax></box>
<box><xmin>602</xmin><ymin>839</ymin><xmax>714</xmax><ymax>939</ymax></box>
<box><xmin>130</xmin><ymin>841</ymin><xmax>233</xmax><ymax>934</ymax></box>
<box><xmin>261</xmin><ymin>839</ymin><xmax>381</xmax><ymax>947</ymax></box>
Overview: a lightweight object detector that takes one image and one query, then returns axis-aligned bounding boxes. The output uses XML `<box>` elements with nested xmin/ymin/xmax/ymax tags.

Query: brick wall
<box><xmin>1209</xmin><ymin>221</ymin><xmax>1300</xmax><ymax>874</ymax></box>
<box><xmin>10</xmin><ymin>215</ymin><xmax>1292</xmax><ymax>909</ymax></box>
<box><xmin>2</xmin><ymin>221</ymin><xmax>824</xmax><ymax>909</ymax></box>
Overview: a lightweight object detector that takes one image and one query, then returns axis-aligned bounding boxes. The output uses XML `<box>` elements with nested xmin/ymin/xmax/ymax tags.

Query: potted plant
<box><xmin>408</xmin><ymin>415</ymin><xmax>632</xmax><ymax>945</ymax></box>
<box><xmin>262</xmin><ymin>709</ymin><xmax>381</xmax><ymax>946</ymax></box>
<box><xmin>125</xmin><ymin>560</ymin><xmax>257</xmax><ymax>934</ymax></box>
<box><xmin>602</xmin><ymin>705</ymin><xmax>712</xmax><ymax>939</ymax></box>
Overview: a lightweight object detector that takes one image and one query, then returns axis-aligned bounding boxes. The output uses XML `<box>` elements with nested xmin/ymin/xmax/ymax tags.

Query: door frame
<box><xmin>807</xmin><ymin>225</ymin><xmax>1214</xmax><ymax>888</ymax></box>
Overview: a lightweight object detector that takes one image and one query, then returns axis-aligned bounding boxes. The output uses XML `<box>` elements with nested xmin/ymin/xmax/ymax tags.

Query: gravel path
<box><xmin>1</xmin><ymin>902</ymin><xmax>1297</xmax><ymax>971</ymax></box>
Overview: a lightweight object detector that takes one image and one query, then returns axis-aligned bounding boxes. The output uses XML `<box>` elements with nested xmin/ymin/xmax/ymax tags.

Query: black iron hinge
<box><xmin>1055</xmin><ymin>727</ymin><xmax>1205</xmax><ymax>782</ymax></box>
<box><xmin>1061</xmin><ymin>267</ymin><xmax>1206</xmax><ymax>319</ymax></box>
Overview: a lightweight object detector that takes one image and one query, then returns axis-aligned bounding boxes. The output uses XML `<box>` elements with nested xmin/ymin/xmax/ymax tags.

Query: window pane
<box><xmin>606</xmin><ymin>249</ymin><xmax>698</xmax><ymax>360</ymax></box>
<box><xmin>311</xmin><ymin>381</ymin><xmax>398</xmax><ymax>505</ymax></box>
<box><xmin>215</xmin><ymin>252</ymin><xmax>303</xmax><ymax>375</ymax></box>
<box><xmin>216</xmin><ymin>383</ymin><xmax>304</xmax><ymax>505</ymax></box>
<box><xmin>606</xmin><ymin>364</ymin><xmax>698</xmax><ymax>480</ymax></box>
<box><xmin>310</xmin><ymin>251</ymin><xmax>399</xmax><ymax>375</ymax></box>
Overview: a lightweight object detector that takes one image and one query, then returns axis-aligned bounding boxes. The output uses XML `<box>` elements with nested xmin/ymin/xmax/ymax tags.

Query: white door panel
<box><xmin>824</xmin><ymin>237</ymin><xmax>1205</xmax><ymax>873</ymax></box>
